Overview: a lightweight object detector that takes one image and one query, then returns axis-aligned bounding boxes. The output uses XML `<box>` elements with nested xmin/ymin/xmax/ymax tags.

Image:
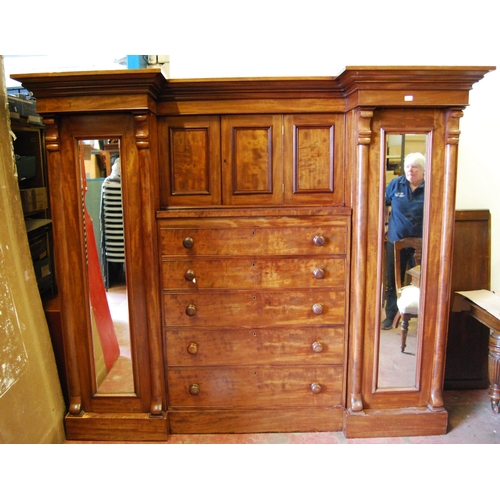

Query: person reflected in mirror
<box><xmin>382</xmin><ymin>152</ymin><xmax>425</xmax><ymax>330</ymax></box>
<box><xmin>101</xmin><ymin>157</ymin><xmax>125</xmax><ymax>287</ymax></box>
<box><xmin>104</xmin><ymin>157</ymin><xmax>121</xmax><ymax>184</ymax></box>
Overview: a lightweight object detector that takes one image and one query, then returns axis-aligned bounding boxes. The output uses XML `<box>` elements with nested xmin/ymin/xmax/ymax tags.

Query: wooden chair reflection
<box><xmin>393</xmin><ymin>237</ymin><xmax>422</xmax><ymax>352</ymax></box>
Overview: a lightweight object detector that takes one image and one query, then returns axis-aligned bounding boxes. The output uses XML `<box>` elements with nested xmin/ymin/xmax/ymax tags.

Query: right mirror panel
<box><xmin>378</xmin><ymin>133</ymin><xmax>427</xmax><ymax>389</ymax></box>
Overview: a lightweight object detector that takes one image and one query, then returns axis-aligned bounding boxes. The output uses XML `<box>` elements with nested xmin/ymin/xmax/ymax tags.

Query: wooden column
<box><xmin>429</xmin><ymin>109</ymin><xmax>464</xmax><ymax>409</ymax></box>
<box><xmin>349</xmin><ymin>109</ymin><xmax>373</xmax><ymax>412</ymax></box>
<box><xmin>133</xmin><ymin>113</ymin><xmax>164</xmax><ymax>416</ymax></box>
<box><xmin>43</xmin><ymin>116</ymin><xmax>84</xmax><ymax>415</ymax></box>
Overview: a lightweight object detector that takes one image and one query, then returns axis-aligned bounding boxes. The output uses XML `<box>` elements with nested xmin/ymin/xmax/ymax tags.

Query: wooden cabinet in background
<box><xmin>11</xmin><ymin>117</ymin><xmax>56</xmax><ymax>298</ymax></box>
<box><xmin>445</xmin><ymin>209</ymin><xmax>491</xmax><ymax>389</ymax></box>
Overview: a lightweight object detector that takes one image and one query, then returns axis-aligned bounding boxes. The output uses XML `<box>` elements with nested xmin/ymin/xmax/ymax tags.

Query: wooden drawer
<box><xmin>167</xmin><ymin>366</ymin><xmax>343</xmax><ymax>407</ymax></box>
<box><xmin>163</xmin><ymin>290</ymin><xmax>345</xmax><ymax>327</ymax></box>
<box><xmin>158</xmin><ymin>220</ymin><xmax>348</xmax><ymax>257</ymax></box>
<box><xmin>166</xmin><ymin>326</ymin><xmax>345</xmax><ymax>366</ymax></box>
<box><xmin>161</xmin><ymin>256</ymin><xmax>346</xmax><ymax>290</ymax></box>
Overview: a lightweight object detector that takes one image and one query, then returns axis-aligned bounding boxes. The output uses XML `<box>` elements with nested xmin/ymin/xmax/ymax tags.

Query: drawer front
<box><xmin>162</xmin><ymin>257</ymin><xmax>346</xmax><ymax>290</ymax></box>
<box><xmin>159</xmin><ymin>224</ymin><xmax>347</xmax><ymax>257</ymax></box>
<box><xmin>167</xmin><ymin>366</ymin><xmax>343</xmax><ymax>407</ymax></box>
<box><xmin>166</xmin><ymin>326</ymin><xmax>345</xmax><ymax>366</ymax></box>
<box><xmin>163</xmin><ymin>290</ymin><xmax>345</xmax><ymax>327</ymax></box>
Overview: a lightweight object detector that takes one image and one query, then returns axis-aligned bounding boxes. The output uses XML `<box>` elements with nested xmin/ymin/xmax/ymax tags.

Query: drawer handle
<box><xmin>312</xmin><ymin>341</ymin><xmax>323</xmax><ymax>353</ymax></box>
<box><xmin>312</xmin><ymin>303</ymin><xmax>324</xmax><ymax>315</ymax></box>
<box><xmin>187</xmin><ymin>342</ymin><xmax>199</xmax><ymax>355</ymax></box>
<box><xmin>185</xmin><ymin>269</ymin><xmax>196</xmax><ymax>283</ymax></box>
<box><xmin>313</xmin><ymin>235</ymin><xmax>325</xmax><ymax>246</ymax></box>
<box><xmin>186</xmin><ymin>304</ymin><xmax>197</xmax><ymax>316</ymax></box>
<box><xmin>189</xmin><ymin>383</ymin><xmax>200</xmax><ymax>396</ymax></box>
<box><xmin>311</xmin><ymin>382</ymin><xmax>322</xmax><ymax>394</ymax></box>
<box><xmin>183</xmin><ymin>237</ymin><xmax>194</xmax><ymax>249</ymax></box>
<box><xmin>313</xmin><ymin>268</ymin><xmax>325</xmax><ymax>279</ymax></box>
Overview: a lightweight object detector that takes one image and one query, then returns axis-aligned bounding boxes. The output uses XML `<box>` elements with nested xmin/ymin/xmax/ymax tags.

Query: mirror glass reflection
<box><xmin>78</xmin><ymin>139</ymin><xmax>134</xmax><ymax>394</ymax></box>
<box><xmin>378</xmin><ymin>133</ymin><xmax>427</xmax><ymax>389</ymax></box>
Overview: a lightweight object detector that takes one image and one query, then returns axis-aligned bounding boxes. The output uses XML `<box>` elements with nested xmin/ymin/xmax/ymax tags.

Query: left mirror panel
<box><xmin>78</xmin><ymin>139</ymin><xmax>134</xmax><ymax>394</ymax></box>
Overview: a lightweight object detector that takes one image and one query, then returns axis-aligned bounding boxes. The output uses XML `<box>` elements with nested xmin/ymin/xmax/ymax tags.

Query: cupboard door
<box><xmin>283</xmin><ymin>114</ymin><xmax>345</xmax><ymax>205</ymax></box>
<box><xmin>222</xmin><ymin>115</ymin><xmax>283</xmax><ymax>205</ymax></box>
<box><xmin>159</xmin><ymin>116</ymin><xmax>221</xmax><ymax>207</ymax></box>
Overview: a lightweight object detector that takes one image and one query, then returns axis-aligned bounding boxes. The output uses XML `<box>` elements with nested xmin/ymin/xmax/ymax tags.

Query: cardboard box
<box><xmin>20</xmin><ymin>187</ymin><xmax>48</xmax><ymax>213</ymax></box>
<box><xmin>1</xmin><ymin>75</ymin><xmax>66</xmax><ymax>442</ymax></box>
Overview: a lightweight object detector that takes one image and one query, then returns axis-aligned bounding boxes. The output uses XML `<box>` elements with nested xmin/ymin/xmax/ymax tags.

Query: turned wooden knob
<box><xmin>311</xmin><ymin>382</ymin><xmax>322</xmax><ymax>394</ymax></box>
<box><xmin>183</xmin><ymin>237</ymin><xmax>194</xmax><ymax>249</ymax></box>
<box><xmin>187</xmin><ymin>342</ymin><xmax>198</xmax><ymax>355</ymax></box>
<box><xmin>313</xmin><ymin>235</ymin><xmax>325</xmax><ymax>246</ymax></box>
<box><xmin>185</xmin><ymin>269</ymin><xmax>196</xmax><ymax>282</ymax></box>
<box><xmin>186</xmin><ymin>304</ymin><xmax>197</xmax><ymax>316</ymax></box>
<box><xmin>313</xmin><ymin>268</ymin><xmax>325</xmax><ymax>279</ymax></box>
<box><xmin>189</xmin><ymin>383</ymin><xmax>200</xmax><ymax>395</ymax></box>
<box><xmin>312</xmin><ymin>341</ymin><xmax>323</xmax><ymax>353</ymax></box>
<box><xmin>312</xmin><ymin>303</ymin><xmax>324</xmax><ymax>315</ymax></box>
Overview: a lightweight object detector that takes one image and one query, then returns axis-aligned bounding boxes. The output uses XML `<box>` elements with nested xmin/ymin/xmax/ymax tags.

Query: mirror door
<box><xmin>357</xmin><ymin>108</ymin><xmax>449</xmax><ymax>409</ymax></box>
<box><xmin>52</xmin><ymin>112</ymin><xmax>162</xmax><ymax>414</ymax></box>
<box><xmin>78</xmin><ymin>138</ymin><xmax>134</xmax><ymax>394</ymax></box>
<box><xmin>378</xmin><ymin>133</ymin><xmax>427</xmax><ymax>389</ymax></box>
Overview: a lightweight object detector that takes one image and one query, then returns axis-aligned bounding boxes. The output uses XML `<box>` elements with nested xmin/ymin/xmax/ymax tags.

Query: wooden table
<box><xmin>453</xmin><ymin>290</ymin><xmax>500</xmax><ymax>413</ymax></box>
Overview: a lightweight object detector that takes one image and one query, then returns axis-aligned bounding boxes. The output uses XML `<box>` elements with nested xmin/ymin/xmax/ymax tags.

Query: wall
<box><xmin>0</xmin><ymin>57</ymin><xmax>66</xmax><ymax>443</ymax></box>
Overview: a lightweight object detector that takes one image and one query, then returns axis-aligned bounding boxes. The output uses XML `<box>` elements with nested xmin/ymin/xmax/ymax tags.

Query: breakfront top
<box><xmin>13</xmin><ymin>66</ymin><xmax>494</xmax><ymax>115</ymax></box>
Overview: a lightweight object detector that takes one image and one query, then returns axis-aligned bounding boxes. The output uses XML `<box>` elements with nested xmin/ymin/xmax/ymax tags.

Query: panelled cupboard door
<box><xmin>159</xmin><ymin>116</ymin><xmax>221</xmax><ymax>207</ymax></box>
<box><xmin>283</xmin><ymin>114</ymin><xmax>345</xmax><ymax>206</ymax></box>
<box><xmin>222</xmin><ymin>115</ymin><xmax>283</xmax><ymax>205</ymax></box>
<box><xmin>159</xmin><ymin>114</ymin><xmax>344</xmax><ymax>208</ymax></box>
